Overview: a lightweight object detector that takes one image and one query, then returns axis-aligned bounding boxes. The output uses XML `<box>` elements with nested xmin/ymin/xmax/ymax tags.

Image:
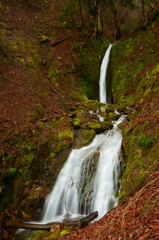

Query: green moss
<box><xmin>46</xmin><ymin>232</ymin><xmax>59</xmax><ymax>239</ymax></box>
<box><xmin>69</xmin><ymin>91</ymin><xmax>88</xmax><ymax>101</ymax></box>
<box><xmin>9</xmin><ymin>168</ymin><xmax>17</xmax><ymax>177</ymax></box>
<box><xmin>73</xmin><ymin>118</ymin><xmax>81</xmax><ymax>128</ymax></box>
<box><xmin>31</xmin><ymin>230</ymin><xmax>47</xmax><ymax>240</ymax></box>
<box><xmin>84</xmin><ymin>130</ymin><xmax>96</xmax><ymax>144</ymax></box>
<box><xmin>55</xmin><ymin>142</ymin><xmax>71</xmax><ymax>153</ymax></box>
<box><xmin>108</xmin><ymin>112</ymin><xmax>120</xmax><ymax>120</ymax></box>
<box><xmin>58</xmin><ymin>130</ymin><xmax>74</xmax><ymax>142</ymax></box>
<box><xmin>73</xmin><ymin>36</ymin><xmax>109</xmax><ymax>99</ymax></box>
<box><xmin>40</xmin><ymin>35</ymin><xmax>49</xmax><ymax>43</ymax></box>
<box><xmin>88</xmin><ymin>123</ymin><xmax>101</xmax><ymax>131</ymax></box>
<box><xmin>60</xmin><ymin>229</ymin><xmax>70</xmax><ymax>237</ymax></box>
<box><xmin>138</xmin><ymin>135</ymin><xmax>152</xmax><ymax>148</ymax></box>
<box><xmin>152</xmin><ymin>64</ymin><xmax>159</xmax><ymax>75</ymax></box>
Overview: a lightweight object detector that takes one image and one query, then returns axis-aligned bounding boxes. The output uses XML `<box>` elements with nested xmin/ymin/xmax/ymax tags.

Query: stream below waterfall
<box><xmin>15</xmin><ymin>44</ymin><xmax>126</xmax><ymax>239</ymax></box>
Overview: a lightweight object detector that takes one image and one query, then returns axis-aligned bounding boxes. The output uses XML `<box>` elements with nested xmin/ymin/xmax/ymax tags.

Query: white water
<box><xmin>16</xmin><ymin>44</ymin><xmax>124</xmax><ymax>240</ymax></box>
<box><xmin>42</xmin><ymin>116</ymin><xmax>125</xmax><ymax>223</ymax></box>
<box><xmin>99</xmin><ymin>44</ymin><xmax>113</xmax><ymax>104</ymax></box>
<box><xmin>40</xmin><ymin>43</ymin><xmax>125</xmax><ymax>223</ymax></box>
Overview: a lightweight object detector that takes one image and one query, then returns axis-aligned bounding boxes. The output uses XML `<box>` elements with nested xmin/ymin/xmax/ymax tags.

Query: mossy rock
<box><xmin>40</xmin><ymin>35</ymin><xmax>49</xmax><ymax>43</ymax></box>
<box><xmin>88</xmin><ymin>123</ymin><xmax>102</xmax><ymax>132</ymax></box>
<box><xmin>58</xmin><ymin>130</ymin><xmax>74</xmax><ymax>143</ymax></box>
<box><xmin>60</xmin><ymin>229</ymin><xmax>70</xmax><ymax>237</ymax></box>
<box><xmin>105</xmin><ymin>106</ymin><xmax>115</xmax><ymax>113</ymax></box>
<box><xmin>103</xmin><ymin>121</ymin><xmax>114</xmax><ymax>129</ymax></box>
<box><xmin>30</xmin><ymin>230</ymin><xmax>47</xmax><ymax>240</ymax></box>
<box><xmin>73</xmin><ymin>118</ymin><xmax>81</xmax><ymax>128</ymax></box>
<box><xmin>54</xmin><ymin>142</ymin><xmax>71</xmax><ymax>154</ymax></box>
<box><xmin>116</xmin><ymin>106</ymin><xmax>129</xmax><ymax>114</ymax></box>
<box><xmin>69</xmin><ymin>91</ymin><xmax>88</xmax><ymax>101</ymax></box>
<box><xmin>108</xmin><ymin>112</ymin><xmax>120</xmax><ymax>120</ymax></box>
<box><xmin>83</xmin><ymin>129</ymin><xmax>96</xmax><ymax>145</ymax></box>
<box><xmin>88</xmin><ymin>122</ymin><xmax>113</xmax><ymax>133</ymax></box>
<box><xmin>46</xmin><ymin>232</ymin><xmax>59</xmax><ymax>239</ymax></box>
<box><xmin>99</xmin><ymin>106</ymin><xmax>107</xmax><ymax>113</ymax></box>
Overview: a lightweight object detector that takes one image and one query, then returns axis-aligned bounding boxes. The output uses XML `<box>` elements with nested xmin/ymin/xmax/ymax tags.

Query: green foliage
<box><xmin>50</xmin><ymin>152</ymin><xmax>56</xmax><ymax>158</ymax></box>
<box><xmin>58</xmin><ymin>4</ymin><xmax>74</xmax><ymax>29</ymax></box>
<box><xmin>73</xmin><ymin>36</ymin><xmax>110</xmax><ymax>99</ymax></box>
<box><xmin>138</xmin><ymin>135</ymin><xmax>152</xmax><ymax>148</ymax></box>
<box><xmin>9</xmin><ymin>168</ymin><xmax>17</xmax><ymax>177</ymax></box>
<box><xmin>7</xmin><ymin>153</ymin><xmax>12</xmax><ymax>160</ymax></box>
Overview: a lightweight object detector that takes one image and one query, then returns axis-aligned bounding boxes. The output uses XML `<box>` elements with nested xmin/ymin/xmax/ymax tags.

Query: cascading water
<box><xmin>42</xmin><ymin>116</ymin><xmax>125</xmax><ymax>222</ymax></box>
<box><xmin>99</xmin><ymin>44</ymin><xmax>113</xmax><ymax>104</ymax></box>
<box><xmin>15</xmin><ymin>44</ymin><xmax>124</xmax><ymax>239</ymax></box>
<box><xmin>41</xmin><ymin>44</ymin><xmax>124</xmax><ymax>222</ymax></box>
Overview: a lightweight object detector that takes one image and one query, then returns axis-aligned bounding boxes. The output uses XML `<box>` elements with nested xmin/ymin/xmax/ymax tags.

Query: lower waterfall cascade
<box><xmin>41</xmin><ymin>115</ymin><xmax>125</xmax><ymax>223</ymax></box>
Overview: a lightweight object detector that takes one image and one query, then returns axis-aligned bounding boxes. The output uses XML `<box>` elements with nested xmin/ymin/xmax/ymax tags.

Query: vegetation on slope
<box><xmin>0</xmin><ymin>0</ymin><xmax>159</xmax><ymax>239</ymax></box>
<box><xmin>111</xmin><ymin>18</ymin><xmax>159</xmax><ymax>198</ymax></box>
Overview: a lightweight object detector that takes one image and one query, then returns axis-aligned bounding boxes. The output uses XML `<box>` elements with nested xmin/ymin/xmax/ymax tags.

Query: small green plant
<box><xmin>138</xmin><ymin>135</ymin><xmax>152</xmax><ymax>148</ymax></box>
<box><xmin>7</xmin><ymin>154</ymin><xmax>12</xmax><ymax>160</ymax></box>
<box><xmin>9</xmin><ymin>168</ymin><xmax>17</xmax><ymax>177</ymax></box>
<box><xmin>50</xmin><ymin>152</ymin><xmax>56</xmax><ymax>158</ymax></box>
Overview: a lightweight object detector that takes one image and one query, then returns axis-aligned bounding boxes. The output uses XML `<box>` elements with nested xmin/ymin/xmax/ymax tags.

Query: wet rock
<box><xmin>50</xmin><ymin>224</ymin><xmax>61</xmax><ymax>234</ymax></box>
<box><xmin>78</xmin><ymin>150</ymin><xmax>100</xmax><ymax>214</ymax></box>
<box><xmin>28</xmin><ymin>186</ymin><xmax>47</xmax><ymax>200</ymax></box>
<box><xmin>88</xmin><ymin>121</ymin><xmax>113</xmax><ymax>133</ymax></box>
<box><xmin>108</xmin><ymin>112</ymin><xmax>120</xmax><ymax>120</ymax></box>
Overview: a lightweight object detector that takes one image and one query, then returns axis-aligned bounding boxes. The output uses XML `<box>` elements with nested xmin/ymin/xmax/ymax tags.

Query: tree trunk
<box><xmin>97</xmin><ymin>0</ymin><xmax>103</xmax><ymax>33</ymax></box>
<box><xmin>94</xmin><ymin>0</ymin><xmax>103</xmax><ymax>36</ymax></box>
<box><xmin>68</xmin><ymin>0</ymin><xmax>75</xmax><ymax>25</ymax></box>
<box><xmin>141</xmin><ymin>0</ymin><xmax>147</xmax><ymax>28</ymax></box>
<box><xmin>109</xmin><ymin>0</ymin><xmax>122</xmax><ymax>40</ymax></box>
<box><xmin>79</xmin><ymin>0</ymin><xmax>84</xmax><ymax>28</ymax></box>
<box><xmin>4</xmin><ymin>211</ymin><xmax>98</xmax><ymax>231</ymax></box>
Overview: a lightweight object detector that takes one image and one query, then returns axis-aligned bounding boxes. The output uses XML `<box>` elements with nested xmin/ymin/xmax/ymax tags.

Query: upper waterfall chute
<box><xmin>99</xmin><ymin>44</ymin><xmax>113</xmax><ymax>104</ymax></box>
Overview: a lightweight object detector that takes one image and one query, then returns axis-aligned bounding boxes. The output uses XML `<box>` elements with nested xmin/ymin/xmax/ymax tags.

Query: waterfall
<box><xmin>15</xmin><ymin>44</ymin><xmax>124</xmax><ymax>240</ymax></box>
<box><xmin>41</xmin><ymin>116</ymin><xmax>125</xmax><ymax>223</ymax></box>
<box><xmin>99</xmin><ymin>44</ymin><xmax>113</xmax><ymax>104</ymax></box>
<box><xmin>40</xmin><ymin>43</ymin><xmax>124</xmax><ymax>223</ymax></box>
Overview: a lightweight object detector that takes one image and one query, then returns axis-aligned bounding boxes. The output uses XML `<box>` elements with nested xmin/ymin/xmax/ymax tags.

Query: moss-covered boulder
<box><xmin>60</xmin><ymin>229</ymin><xmax>70</xmax><ymax>237</ymax></box>
<box><xmin>73</xmin><ymin>117</ymin><xmax>81</xmax><ymax>128</ymax></box>
<box><xmin>30</xmin><ymin>230</ymin><xmax>47</xmax><ymax>240</ymax></box>
<box><xmin>83</xmin><ymin>129</ymin><xmax>96</xmax><ymax>144</ymax></box>
<box><xmin>108</xmin><ymin>112</ymin><xmax>120</xmax><ymax>120</ymax></box>
<box><xmin>88</xmin><ymin>121</ymin><xmax>113</xmax><ymax>133</ymax></box>
<box><xmin>46</xmin><ymin>232</ymin><xmax>59</xmax><ymax>239</ymax></box>
<box><xmin>69</xmin><ymin>91</ymin><xmax>88</xmax><ymax>101</ymax></box>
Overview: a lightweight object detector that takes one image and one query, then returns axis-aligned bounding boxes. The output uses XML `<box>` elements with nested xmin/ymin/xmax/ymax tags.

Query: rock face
<box><xmin>78</xmin><ymin>150</ymin><xmax>100</xmax><ymax>214</ymax></box>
